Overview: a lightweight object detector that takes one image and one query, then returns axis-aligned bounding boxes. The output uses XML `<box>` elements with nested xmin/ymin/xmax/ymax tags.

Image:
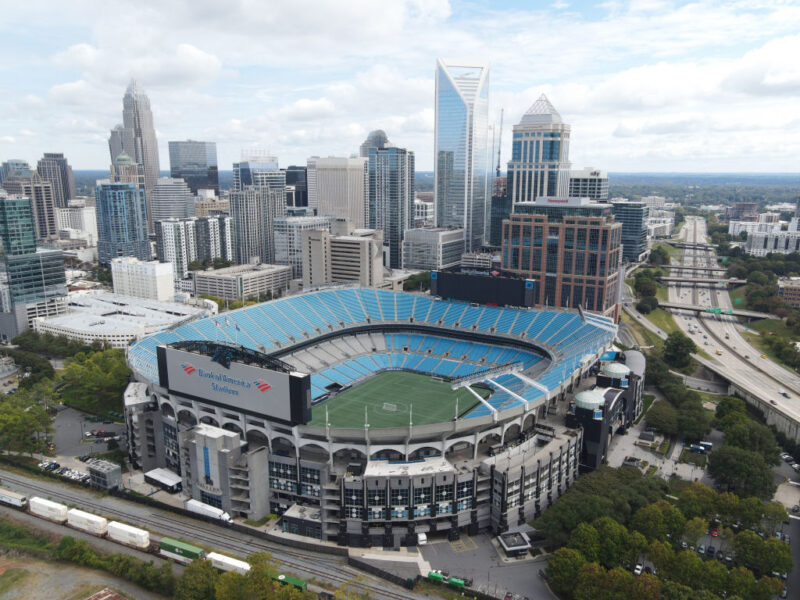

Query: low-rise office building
<box><xmin>193</xmin><ymin>263</ymin><xmax>291</xmax><ymax>302</ymax></box>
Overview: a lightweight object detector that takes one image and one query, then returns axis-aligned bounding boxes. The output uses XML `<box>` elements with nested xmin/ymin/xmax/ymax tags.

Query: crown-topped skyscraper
<box><xmin>109</xmin><ymin>79</ymin><xmax>161</xmax><ymax>232</ymax></box>
<box><xmin>507</xmin><ymin>94</ymin><xmax>571</xmax><ymax>205</ymax></box>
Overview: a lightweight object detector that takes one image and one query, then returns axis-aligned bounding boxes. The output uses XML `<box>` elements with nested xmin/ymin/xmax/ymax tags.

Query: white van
<box><xmin>417</xmin><ymin>532</ymin><xmax>428</xmax><ymax>545</ymax></box>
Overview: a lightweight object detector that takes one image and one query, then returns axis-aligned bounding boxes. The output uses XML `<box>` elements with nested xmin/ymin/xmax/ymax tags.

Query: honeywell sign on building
<box><xmin>156</xmin><ymin>346</ymin><xmax>311</xmax><ymax>425</ymax></box>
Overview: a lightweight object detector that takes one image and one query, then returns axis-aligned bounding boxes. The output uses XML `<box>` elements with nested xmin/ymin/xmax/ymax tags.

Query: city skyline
<box><xmin>1</xmin><ymin>2</ymin><xmax>799</xmax><ymax>173</ymax></box>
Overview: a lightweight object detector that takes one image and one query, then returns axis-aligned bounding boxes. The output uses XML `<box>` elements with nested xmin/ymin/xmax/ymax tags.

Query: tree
<box><xmin>573</xmin><ymin>562</ymin><xmax>608</xmax><ymax>600</ymax></box>
<box><xmin>645</xmin><ymin>540</ymin><xmax>674</xmax><ymax>573</ymax></box>
<box><xmin>593</xmin><ymin>516</ymin><xmax>629</xmax><ymax>569</ymax></box>
<box><xmin>215</xmin><ymin>571</ymin><xmax>248</xmax><ymax>600</ymax></box>
<box><xmin>663</xmin><ymin>331</ymin><xmax>697</xmax><ymax>368</ymax></box>
<box><xmin>682</xmin><ymin>517</ymin><xmax>707</xmax><ymax>545</ymax></box>
<box><xmin>723</xmin><ymin>420</ymin><xmax>781</xmax><ymax>465</ymax></box>
<box><xmin>727</xmin><ymin>566</ymin><xmax>757</xmax><ymax>599</ymax></box>
<box><xmin>60</xmin><ymin>349</ymin><xmax>131</xmax><ymax>415</ymax></box>
<box><xmin>631</xmin><ymin>503</ymin><xmax>667</xmax><ymax>541</ymax></box>
<box><xmin>702</xmin><ymin>559</ymin><xmax>729</xmax><ymax>596</ymax></box>
<box><xmin>630</xmin><ymin>572</ymin><xmax>661</xmax><ymax>600</ymax></box>
<box><xmin>708</xmin><ymin>445</ymin><xmax>776</xmax><ymax>498</ymax></box>
<box><xmin>636</xmin><ymin>296</ymin><xmax>659</xmax><ymax>314</ymax></box>
<box><xmin>568</xmin><ymin>523</ymin><xmax>600</xmax><ymax>562</ymax></box>
<box><xmin>646</xmin><ymin>401</ymin><xmax>678</xmax><ymax>435</ymax></box>
<box><xmin>677</xmin><ymin>401</ymin><xmax>711</xmax><ymax>441</ymax></box>
<box><xmin>667</xmin><ymin>549</ymin><xmax>703</xmax><ymax>588</ymax></box>
<box><xmin>175</xmin><ymin>559</ymin><xmax>219</xmax><ymax>600</ymax></box>
<box><xmin>546</xmin><ymin>548</ymin><xmax>586</xmax><ymax>598</ymax></box>
<box><xmin>677</xmin><ymin>482</ymin><xmax>716</xmax><ymax>519</ymax></box>
<box><xmin>755</xmin><ymin>576</ymin><xmax>784</xmax><ymax>600</ymax></box>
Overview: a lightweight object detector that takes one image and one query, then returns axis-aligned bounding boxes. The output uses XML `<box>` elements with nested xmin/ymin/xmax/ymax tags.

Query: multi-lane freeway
<box><xmin>666</xmin><ymin>216</ymin><xmax>800</xmax><ymax>426</ymax></box>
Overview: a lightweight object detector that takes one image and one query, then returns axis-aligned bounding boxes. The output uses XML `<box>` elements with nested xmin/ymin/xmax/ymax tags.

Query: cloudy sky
<box><xmin>1</xmin><ymin>0</ymin><xmax>800</xmax><ymax>172</ymax></box>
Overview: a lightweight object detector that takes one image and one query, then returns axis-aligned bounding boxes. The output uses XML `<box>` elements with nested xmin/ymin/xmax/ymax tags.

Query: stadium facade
<box><xmin>125</xmin><ymin>288</ymin><xmax>621</xmax><ymax>546</ymax></box>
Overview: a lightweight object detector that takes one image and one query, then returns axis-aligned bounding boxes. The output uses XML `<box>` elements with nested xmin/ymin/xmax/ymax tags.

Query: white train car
<box><xmin>0</xmin><ymin>487</ymin><xmax>27</xmax><ymax>509</ymax></box>
<box><xmin>207</xmin><ymin>552</ymin><xmax>251</xmax><ymax>575</ymax></box>
<box><xmin>185</xmin><ymin>499</ymin><xmax>232</xmax><ymax>524</ymax></box>
<box><xmin>29</xmin><ymin>497</ymin><xmax>68</xmax><ymax>523</ymax></box>
<box><xmin>106</xmin><ymin>521</ymin><xmax>151</xmax><ymax>550</ymax></box>
<box><xmin>67</xmin><ymin>508</ymin><xmax>108</xmax><ymax>536</ymax></box>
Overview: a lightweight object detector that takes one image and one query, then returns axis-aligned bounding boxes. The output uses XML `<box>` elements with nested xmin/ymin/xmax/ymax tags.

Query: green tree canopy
<box><xmin>708</xmin><ymin>445</ymin><xmax>777</xmax><ymax>499</ymax></box>
<box><xmin>663</xmin><ymin>331</ymin><xmax>697</xmax><ymax>368</ymax></box>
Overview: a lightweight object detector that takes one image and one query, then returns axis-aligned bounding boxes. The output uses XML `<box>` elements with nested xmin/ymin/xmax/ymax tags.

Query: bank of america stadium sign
<box><xmin>181</xmin><ymin>363</ymin><xmax>270</xmax><ymax>397</ymax></box>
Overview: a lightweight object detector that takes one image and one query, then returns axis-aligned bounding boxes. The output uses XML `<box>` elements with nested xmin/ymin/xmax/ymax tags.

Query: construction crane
<box><xmin>495</xmin><ymin>108</ymin><xmax>504</xmax><ymax>178</ymax></box>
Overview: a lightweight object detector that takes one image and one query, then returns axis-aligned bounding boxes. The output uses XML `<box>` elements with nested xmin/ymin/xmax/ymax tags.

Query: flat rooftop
<box><xmin>364</xmin><ymin>456</ymin><xmax>452</xmax><ymax>478</ymax></box>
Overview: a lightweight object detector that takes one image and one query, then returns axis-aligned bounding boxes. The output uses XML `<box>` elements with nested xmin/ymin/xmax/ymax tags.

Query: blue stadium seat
<box><xmin>376</xmin><ymin>290</ymin><xmax>396</xmax><ymax>321</ymax></box>
<box><xmin>373</xmin><ymin>354</ymin><xmax>391</xmax><ymax>369</ymax></box>
<box><xmin>466</xmin><ymin>344</ymin><xmax>489</xmax><ymax>361</ymax></box>
<box><xmin>396</xmin><ymin>294</ymin><xmax>413</xmax><ymax>320</ymax></box>
<box><xmin>316</xmin><ymin>291</ymin><xmax>354</xmax><ymax>324</ymax></box>
<box><xmin>407</xmin><ymin>334</ymin><xmax>423</xmax><ymax>350</ymax></box>
<box><xmin>334</xmin><ymin>289</ymin><xmax>367</xmax><ymax>322</ymax></box>
<box><xmin>433</xmin><ymin>359</ymin><xmax>459</xmax><ymax>377</ymax></box>
<box><xmin>537</xmin><ymin>313</ymin><xmax>575</xmax><ymax>343</ymax></box>
<box><xmin>359</xmin><ymin>289</ymin><xmax>383</xmax><ymax>321</ymax></box>
<box><xmin>510</xmin><ymin>311</ymin><xmax>536</xmax><ymax>335</ymax></box>
<box><xmin>483</xmin><ymin>347</ymin><xmax>503</xmax><ymax>364</ymax></box>
<box><xmin>390</xmin><ymin>353</ymin><xmax>404</xmax><ymax>368</ymax></box>
<box><xmin>432</xmin><ymin>338</ymin><xmax>454</xmax><ymax>355</ymax></box>
<box><xmin>403</xmin><ymin>354</ymin><xmax>424</xmax><ymax>370</ymax></box>
<box><xmin>459</xmin><ymin>306</ymin><xmax>483</xmax><ymax>329</ymax></box>
<box><xmin>426</xmin><ymin>300</ymin><xmax>448</xmax><ymax>323</ymax></box>
<box><xmin>441</xmin><ymin>303</ymin><xmax>467</xmax><ymax>326</ymax></box>
<box><xmin>476</xmin><ymin>307</ymin><xmax>502</xmax><ymax>331</ymax></box>
<box><xmin>412</xmin><ymin>296</ymin><xmax>432</xmax><ymax>321</ymax></box>
<box><xmin>494</xmin><ymin>309</ymin><xmax>517</xmax><ymax>333</ymax></box>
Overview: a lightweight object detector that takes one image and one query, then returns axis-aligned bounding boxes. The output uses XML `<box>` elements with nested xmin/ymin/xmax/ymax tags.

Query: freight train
<box><xmin>0</xmin><ymin>487</ymin><xmax>309</xmax><ymax>593</ymax></box>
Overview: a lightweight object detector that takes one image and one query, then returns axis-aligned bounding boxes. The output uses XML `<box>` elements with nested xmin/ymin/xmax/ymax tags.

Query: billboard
<box><xmin>157</xmin><ymin>347</ymin><xmax>310</xmax><ymax>425</ymax></box>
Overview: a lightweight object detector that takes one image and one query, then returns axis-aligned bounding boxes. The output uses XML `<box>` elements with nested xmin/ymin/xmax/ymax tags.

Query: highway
<box><xmin>0</xmin><ymin>469</ymin><xmax>417</xmax><ymax>600</ymax></box>
<box><xmin>665</xmin><ymin>217</ymin><xmax>800</xmax><ymax>425</ymax></box>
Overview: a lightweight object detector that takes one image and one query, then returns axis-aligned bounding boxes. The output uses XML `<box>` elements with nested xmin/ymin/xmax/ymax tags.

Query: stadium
<box><xmin>125</xmin><ymin>287</ymin><xmax>618</xmax><ymax>546</ymax></box>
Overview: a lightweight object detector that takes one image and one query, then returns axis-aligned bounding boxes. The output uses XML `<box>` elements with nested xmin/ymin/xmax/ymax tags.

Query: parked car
<box><xmin>697</xmin><ymin>544</ymin><xmax>706</xmax><ymax>555</ymax></box>
<box><xmin>633</xmin><ymin>564</ymin><xmax>643</xmax><ymax>576</ymax></box>
<box><xmin>706</xmin><ymin>545</ymin><xmax>716</xmax><ymax>557</ymax></box>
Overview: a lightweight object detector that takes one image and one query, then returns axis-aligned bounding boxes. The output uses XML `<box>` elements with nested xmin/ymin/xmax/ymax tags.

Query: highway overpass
<box><xmin>658</xmin><ymin>276</ymin><xmax>746</xmax><ymax>285</ymax></box>
<box><xmin>656</xmin><ymin>301</ymin><xmax>771</xmax><ymax>319</ymax></box>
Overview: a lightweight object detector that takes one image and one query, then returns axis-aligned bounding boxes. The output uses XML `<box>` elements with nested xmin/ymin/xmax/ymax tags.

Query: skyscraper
<box><xmin>36</xmin><ymin>153</ymin><xmax>76</xmax><ymax>208</ymax></box>
<box><xmin>155</xmin><ymin>218</ymin><xmax>197</xmax><ymax>280</ymax></box>
<box><xmin>306</xmin><ymin>157</ymin><xmax>368</xmax><ymax>228</ymax></box>
<box><xmin>434</xmin><ymin>59</ymin><xmax>490</xmax><ymax>252</ymax></box>
<box><xmin>0</xmin><ymin>160</ymin><xmax>32</xmax><ymax>184</ymax></box>
<box><xmin>611</xmin><ymin>201</ymin><xmax>649</xmax><ymax>262</ymax></box>
<box><xmin>273</xmin><ymin>215</ymin><xmax>332</xmax><ymax>278</ymax></box>
<box><xmin>285</xmin><ymin>165</ymin><xmax>308</xmax><ymax>208</ymax></box>
<box><xmin>507</xmin><ymin>94</ymin><xmax>571</xmax><ymax>205</ymax></box>
<box><xmin>0</xmin><ymin>193</ymin><xmax>67</xmax><ymax>321</ymax></box>
<box><xmin>168</xmin><ymin>140</ymin><xmax>219</xmax><ymax>195</ymax></box>
<box><xmin>232</xmin><ymin>151</ymin><xmax>281</xmax><ymax>191</ymax></box>
<box><xmin>500</xmin><ymin>197</ymin><xmax>621</xmax><ymax>318</ymax></box>
<box><xmin>109</xmin><ymin>80</ymin><xmax>160</xmax><ymax>231</ymax></box>
<box><xmin>229</xmin><ymin>187</ymin><xmax>285</xmax><ymax>265</ymax></box>
<box><xmin>95</xmin><ymin>181</ymin><xmax>150</xmax><ymax>266</ymax></box>
<box><xmin>150</xmin><ymin>177</ymin><xmax>195</xmax><ymax>223</ymax></box>
<box><xmin>359</xmin><ymin>129</ymin><xmax>390</xmax><ymax>158</ymax></box>
<box><xmin>368</xmin><ymin>145</ymin><xmax>415</xmax><ymax>269</ymax></box>
<box><xmin>1</xmin><ymin>173</ymin><xmax>58</xmax><ymax>240</ymax></box>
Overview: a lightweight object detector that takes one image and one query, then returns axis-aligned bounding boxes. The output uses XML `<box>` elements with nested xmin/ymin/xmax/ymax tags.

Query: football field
<box><xmin>308</xmin><ymin>371</ymin><xmax>489</xmax><ymax>428</ymax></box>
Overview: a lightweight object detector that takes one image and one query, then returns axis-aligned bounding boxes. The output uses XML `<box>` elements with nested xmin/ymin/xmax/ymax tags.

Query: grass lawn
<box><xmin>0</xmin><ymin>568</ymin><xmax>28</xmax><ymax>595</ymax></box>
<box><xmin>740</xmin><ymin>319</ymin><xmax>795</xmax><ymax>369</ymax></box>
<box><xmin>656</xmin><ymin>242</ymin><xmax>682</xmax><ymax>258</ymax></box>
<box><xmin>309</xmin><ymin>371</ymin><xmax>488</xmax><ymax>428</ymax></box>
<box><xmin>621</xmin><ymin>311</ymin><xmax>664</xmax><ymax>351</ymax></box>
<box><xmin>645</xmin><ymin>308</ymin><xmax>681</xmax><ymax>335</ymax></box>
<box><xmin>655</xmin><ymin>282</ymin><xmax>669</xmax><ymax>302</ymax></box>
<box><xmin>679</xmin><ymin>447</ymin><xmax>707</xmax><ymax>467</ymax></box>
<box><xmin>695</xmin><ymin>390</ymin><xmax>724</xmax><ymax>405</ymax></box>
<box><xmin>728</xmin><ymin>285</ymin><xmax>747</xmax><ymax>309</ymax></box>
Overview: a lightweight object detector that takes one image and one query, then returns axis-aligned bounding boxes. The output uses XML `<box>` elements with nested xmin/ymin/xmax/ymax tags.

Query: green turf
<box><xmin>309</xmin><ymin>371</ymin><xmax>488</xmax><ymax>428</ymax></box>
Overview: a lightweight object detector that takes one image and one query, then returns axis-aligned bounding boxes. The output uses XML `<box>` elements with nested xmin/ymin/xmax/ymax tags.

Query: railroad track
<box><xmin>0</xmin><ymin>471</ymin><xmax>414</xmax><ymax>600</ymax></box>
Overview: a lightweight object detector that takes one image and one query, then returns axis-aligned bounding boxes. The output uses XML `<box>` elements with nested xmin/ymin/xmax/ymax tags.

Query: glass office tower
<box><xmin>368</xmin><ymin>146</ymin><xmax>415</xmax><ymax>269</ymax></box>
<box><xmin>96</xmin><ymin>181</ymin><xmax>151</xmax><ymax>266</ymax></box>
<box><xmin>168</xmin><ymin>140</ymin><xmax>219</xmax><ymax>195</ymax></box>
<box><xmin>434</xmin><ymin>59</ymin><xmax>490</xmax><ymax>252</ymax></box>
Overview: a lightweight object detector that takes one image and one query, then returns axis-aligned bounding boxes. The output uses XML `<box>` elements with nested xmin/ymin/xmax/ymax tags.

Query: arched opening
<box><xmin>199</xmin><ymin>416</ymin><xmax>219</xmax><ymax>427</ymax></box>
<box><xmin>504</xmin><ymin>424</ymin><xmax>521</xmax><ymax>444</ymax></box>
<box><xmin>477</xmin><ymin>432</ymin><xmax>501</xmax><ymax>457</ymax></box>
<box><xmin>222</xmin><ymin>422</ymin><xmax>244</xmax><ymax>437</ymax></box>
<box><xmin>299</xmin><ymin>443</ymin><xmax>330</xmax><ymax>462</ymax></box>
<box><xmin>523</xmin><ymin>413</ymin><xmax>536</xmax><ymax>432</ymax></box>
<box><xmin>177</xmin><ymin>409</ymin><xmax>197</xmax><ymax>427</ymax></box>
<box><xmin>370</xmin><ymin>448</ymin><xmax>404</xmax><ymax>461</ymax></box>
<box><xmin>271</xmin><ymin>436</ymin><xmax>296</xmax><ymax>458</ymax></box>
<box><xmin>160</xmin><ymin>403</ymin><xmax>175</xmax><ymax>418</ymax></box>
<box><xmin>333</xmin><ymin>448</ymin><xmax>366</xmax><ymax>473</ymax></box>
<box><xmin>408</xmin><ymin>446</ymin><xmax>440</xmax><ymax>461</ymax></box>
<box><xmin>445</xmin><ymin>440</ymin><xmax>474</xmax><ymax>462</ymax></box>
<box><xmin>245</xmin><ymin>430</ymin><xmax>270</xmax><ymax>450</ymax></box>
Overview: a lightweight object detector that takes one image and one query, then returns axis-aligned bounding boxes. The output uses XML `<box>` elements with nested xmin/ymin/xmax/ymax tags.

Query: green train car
<box><xmin>273</xmin><ymin>573</ymin><xmax>308</xmax><ymax>591</ymax></box>
<box><xmin>158</xmin><ymin>537</ymin><xmax>204</xmax><ymax>563</ymax></box>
